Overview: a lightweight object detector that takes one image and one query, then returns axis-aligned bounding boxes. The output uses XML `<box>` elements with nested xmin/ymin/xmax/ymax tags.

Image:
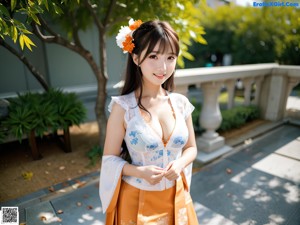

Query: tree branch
<box><xmin>84</xmin><ymin>0</ymin><xmax>103</xmax><ymax>30</ymax></box>
<box><xmin>37</xmin><ymin>14</ymin><xmax>57</xmax><ymax>37</ymax></box>
<box><xmin>32</xmin><ymin>22</ymin><xmax>78</xmax><ymax>51</ymax></box>
<box><xmin>31</xmin><ymin>22</ymin><xmax>102</xmax><ymax>82</ymax></box>
<box><xmin>0</xmin><ymin>39</ymin><xmax>49</xmax><ymax>91</ymax></box>
<box><xmin>70</xmin><ymin>11</ymin><xmax>84</xmax><ymax>49</ymax></box>
<box><xmin>104</xmin><ymin>0</ymin><xmax>116</xmax><ymax>27</ymax></box>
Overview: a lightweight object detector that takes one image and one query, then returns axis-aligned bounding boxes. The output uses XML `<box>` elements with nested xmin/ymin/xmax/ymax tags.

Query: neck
<box><xmin>138</xmin><ymin>84</ymin><xmax>166</xmax><ymax>98</ymax></box>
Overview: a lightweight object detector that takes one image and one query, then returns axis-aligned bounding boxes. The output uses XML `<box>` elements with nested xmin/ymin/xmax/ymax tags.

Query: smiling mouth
<box><xmin>153</xmin><ymin>74</ymin><xmax>166</xmax><ymax>79</ymax></box>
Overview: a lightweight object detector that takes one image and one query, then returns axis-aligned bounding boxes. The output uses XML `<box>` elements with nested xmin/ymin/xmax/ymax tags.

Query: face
<box><xmin>133</xmin><ymin>42</ymin><xmax>177</xmax><ymax>87</ymax></box>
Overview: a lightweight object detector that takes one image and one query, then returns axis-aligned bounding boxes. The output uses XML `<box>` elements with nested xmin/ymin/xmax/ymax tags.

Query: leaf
<box><xmin>52</xmin><ymin>3</ymin><xmax>63</xmax><ymax>14</ymax></box>
<box><xmin>0</xmin><ymin>4</ymin><xmax>10</xmax><ymax>17</ymax></box>
<box><xmin>22</xmin><ymin>171</ymin><xmax>33</xmax><ymax>180</ymax></box>
<box><xmin>48</xmin><ymin>186</ymin><xmax>55</xmax><ymax>192</ymax></box>
<box><xmin>57</xmin><ymin>210</ymin><xmax>63</xmax><ymax>214</ymax></box>
<box><xmin>196</xmin><ymin>35</ymin><xmax>207</xmax><ymax>45</ymax></box>
<box><xmin>11</xmin><ymin>0</ymin><xmax>17</xmax><ymax>11</ymax></box>
<box><xmin>12</xmin><ymin>26</ymin><xmax>17</xmax><ymax>43</ymax></box>
<box><xmin>29</xmin><ymin>11</ymin><xmax>41</xmax><ymax>25</ymax></box>
<box><xmin>226</xmin><ymin>168</ymin><xmax>232</xmax><ymax>174</ymax></box>
<box><xmin>181</xmin><ymin>50</ymin><xmax>195</xmax><ymax>61</ymax></box>
<box><xmin>23</xmin><ymin>34</ymin><xmax>36</xmax><ymax>51</ymax></box>
<box><xmin>28</xmin><ymin>0</ymin><xmax>34</xmax><ymax>7</ymax></box>
<box><xmin>43</xmin><ymin>0</ymin><xmax>49</xmax><ymax>11</ymax></box>
<box><xmin>19</xmin><ymin>34</ymin><xmax>25</xmax><ymax>50</ymax></box>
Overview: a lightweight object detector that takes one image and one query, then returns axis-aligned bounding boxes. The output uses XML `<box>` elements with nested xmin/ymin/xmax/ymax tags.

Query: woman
<box><xmin>100</xmin><ymin>19</ymin><xmax>199</xmax><ymax>225</ymax></box>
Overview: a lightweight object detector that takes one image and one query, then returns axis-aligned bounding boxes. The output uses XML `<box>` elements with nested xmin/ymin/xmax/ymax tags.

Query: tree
<box><xmin>1</xmin><ymin>0</ymin><xmax>206</xmax><ymax>147</ymax></box>
<box><xmin>0</xmin><ymin>0</ymin><xmax>72</xmax><ymax>90</ymax></box>
<box><xmin>184</xmin><ymin>3</ymin><xmax>300</xmax><ymax>67</ymax></box>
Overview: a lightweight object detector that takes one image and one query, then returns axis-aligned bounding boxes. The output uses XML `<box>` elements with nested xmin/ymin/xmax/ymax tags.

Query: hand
<box><xmin>140</xmin><ymin>165</ymin><xmax>165</xmax><ymax>185</ymax></box>
<box><xmin>164</xmin><ymin>160</ymin><xmax>184</xmax><ymax>181</ymax></box>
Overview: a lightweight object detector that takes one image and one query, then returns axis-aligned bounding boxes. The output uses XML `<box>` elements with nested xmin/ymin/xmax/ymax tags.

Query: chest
<box><xmin>140</xmin><ymin>99</ymin><xmax>175</xmax><ymax>136</ymax></box>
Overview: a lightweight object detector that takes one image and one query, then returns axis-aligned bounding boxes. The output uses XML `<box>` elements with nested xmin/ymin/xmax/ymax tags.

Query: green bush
<box><xmin>190</xmin><ymin>98</ymin><xmax>202</xmax><ymax>132</ymax></box>
<box><xmin>44</xmin><ymin>89</ymin><xmax>87</xmax><ymax>130</ymax></box>
<box><xmin>86</xmin><ymin>145</ymin><xmax>103</xmax><ymax>166</ymax></box>
<box><xmin>0</xmin><ymin>89</ymin><xmax>86</xmax><ymax>143</ymax></box>
<box><xmin>219</xmin><ymin>106</ymin><xmax>260</xmax><ymax>132</ymax></box>
<box><xmin>192</xmin><ymin>103</ymin><xmax>260</xmax><ymax>133</ymax></box>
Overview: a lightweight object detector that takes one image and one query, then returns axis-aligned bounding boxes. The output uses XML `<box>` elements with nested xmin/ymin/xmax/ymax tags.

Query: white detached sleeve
<box><xmin>99</xmin><ymin>155</ymin><xmax>127</xmax><ymax>213</ymax></box>
<box><xmin>99</xmin><ymin>95</ymin><xmax>129</xmax><ymax>213</ymax></box>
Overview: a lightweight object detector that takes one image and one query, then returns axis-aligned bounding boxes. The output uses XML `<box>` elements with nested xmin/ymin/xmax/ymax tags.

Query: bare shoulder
<box><xmin>170</xmin><ymin>92</ymin><xmax>189</xmax><ymax>102</ymax></box>
<box><xmin>108</xmin><ymin>102</ymin><xmax>126</xmax><ymax>125</ymax></box>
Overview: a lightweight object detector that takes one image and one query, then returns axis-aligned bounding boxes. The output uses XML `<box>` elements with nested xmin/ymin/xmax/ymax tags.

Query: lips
<box><xmin>153</xmin><ymin>74</ymin><xmax>166</xmax><ymax>79</ymax></box>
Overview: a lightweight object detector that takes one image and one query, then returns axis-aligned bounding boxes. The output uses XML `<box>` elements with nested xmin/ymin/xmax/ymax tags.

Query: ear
<box><xmin>132</xmin><ymin>54</ymin><xmax>139</xmax><ymax>66</ymax></box>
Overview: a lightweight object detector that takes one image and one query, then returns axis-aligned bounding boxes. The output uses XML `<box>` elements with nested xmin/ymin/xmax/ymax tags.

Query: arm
<box><xmin>164</xmin><ymin>115</ymin><xmax>197</xmax><ymax>181</ymax></box>
<box><xmin>103</xmin><ymin>103</ymin><xmax>165</xmax><ymax>185</ymax></box>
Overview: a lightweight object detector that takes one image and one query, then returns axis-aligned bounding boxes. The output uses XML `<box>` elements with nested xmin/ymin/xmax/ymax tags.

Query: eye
<box><xmin>149</xmin><ymin>54</ymin><xmax>158</xmax><ymax>59</ymax></box>
<box><xmin>168</xmin><ymin>55</ymin><xmax>176</xmax><ymax>60</ymax></box>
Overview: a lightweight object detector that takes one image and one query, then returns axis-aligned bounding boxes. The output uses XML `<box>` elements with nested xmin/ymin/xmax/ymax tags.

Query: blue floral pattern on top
<box><xmin>173</xmin><ymin>136</ymin><xmax>185</xmax><ymax>145</ymax></box>
<box><xmin>146</xmin><ymin>143</ymin><xmax>159</xmax><ymax>151</ymax></box>
<box><xmin>129</xmin><ymin>130</ymin><xmax>139</xmax><ymax>145</ymax></box>
<box><xmin>109</xmin><ymin>91</ymin><xmax>194</xmax><ymax>190</ymax></box>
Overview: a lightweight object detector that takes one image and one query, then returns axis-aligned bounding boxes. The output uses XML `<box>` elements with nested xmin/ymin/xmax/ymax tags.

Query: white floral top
<box><xmin>108</xmin><ymin>91</ymin><xmax>195</xmax><ymax>191</ymax></box>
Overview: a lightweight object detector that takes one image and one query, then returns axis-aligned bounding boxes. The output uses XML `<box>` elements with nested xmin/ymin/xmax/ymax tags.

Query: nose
<box><xmin>157</xmin><ymin>59</ymin><xmax>167</xmax><ymax>74</ymax></box>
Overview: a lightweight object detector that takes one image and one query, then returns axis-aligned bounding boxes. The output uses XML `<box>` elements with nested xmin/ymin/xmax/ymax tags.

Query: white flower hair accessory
<box><xmin>116</xmin><ymin>18</ymin><xmax>143</xmax><ymax>54</ymax></box>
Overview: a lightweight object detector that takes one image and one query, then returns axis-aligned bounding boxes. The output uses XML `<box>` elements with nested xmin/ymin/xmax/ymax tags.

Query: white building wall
<box><xmin>0</xmin><ymin>25</ymin><xmax>125</xmax><ymax>96</ymax></box>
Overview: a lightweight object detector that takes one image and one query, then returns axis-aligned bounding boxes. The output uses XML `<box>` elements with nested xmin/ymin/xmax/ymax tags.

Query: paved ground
<box><xmin>1</xmin><ymin>121</ymin><xmax>300</xmax><ymax>225</ymax></box>
<box><xmin>1</xmin><ymin>94</ymin><xmax>300</xmax><ymax>225</ymax></box>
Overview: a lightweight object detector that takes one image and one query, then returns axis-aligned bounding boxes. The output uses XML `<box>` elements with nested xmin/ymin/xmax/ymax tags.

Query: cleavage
<box><xmin>140</xmin><ymin>101</ymin><xmax>176</xmax><ymax>144</ymax></box>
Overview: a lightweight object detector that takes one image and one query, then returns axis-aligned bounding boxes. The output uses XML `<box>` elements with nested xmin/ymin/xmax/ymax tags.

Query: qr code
<box><xmin>1</xmin><ymin>207</ymin><xmax>19</xmax><ymax>225</ymax></box>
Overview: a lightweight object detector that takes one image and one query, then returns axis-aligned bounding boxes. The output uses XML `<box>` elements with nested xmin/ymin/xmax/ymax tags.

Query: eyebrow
<box><xmin>151</xmin><ymin>51</ymin><xmax>177</xmax><ymax>55</ymax></box>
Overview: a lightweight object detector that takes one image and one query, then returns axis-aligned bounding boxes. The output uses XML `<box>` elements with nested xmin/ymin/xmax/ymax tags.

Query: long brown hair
<box><xmin>120</xmin><ymin>20</ymin><xmax>180</xmax><ymax>161</ymax></box>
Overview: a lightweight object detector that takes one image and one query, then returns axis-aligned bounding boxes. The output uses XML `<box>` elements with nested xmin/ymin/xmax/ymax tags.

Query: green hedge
<box><xmin>0</xmin><ymin>88</ymin><xmax>86</xmax><ymax>143</ymax></box>
<box><xmin>218</xmin><ymin>105</ymin><xmax>259</xmax><ymax>132</ymax></box>
<box><xmin>192</xmin><ymin>103</ymin><xmax>260</xmax><ymax>133</ymax></box>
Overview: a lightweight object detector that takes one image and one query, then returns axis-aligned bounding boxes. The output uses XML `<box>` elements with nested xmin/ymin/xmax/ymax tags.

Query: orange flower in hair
<box><xmin>122</xmin><ymin>35</ymin><xmax>135</xmax><ymax>54</ymax></box>
<box><xmin>129</xmin><ymin>20</ymin><xmax>143</xmax><ymax>31</ymax></box>
<box><xmin>116</xmin><ymin>18</ymin><xmax>143</xmax><ymax>53</ymax></box>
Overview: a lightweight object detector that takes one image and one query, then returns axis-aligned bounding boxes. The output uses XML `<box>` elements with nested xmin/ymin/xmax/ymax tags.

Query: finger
<box><xmin>164</xmin><ymin>162</ymin><xmax>173</xmax><ymax>171</ymax></box>
<box><xmin>153</xmin><ymin>173</ymin><xmax>165</xmax><ymax>179</ymax></box>
<box><xmin>164</xmin><ymin>173</ymin><xmax>173</xmax><ymax>180</ymax></box>
<box><xmin>165</xmin><ymin>175</ymin><xmax>178</xmax><ymax>181</ymax></box>
<box><xmin>152</xmin><ymin>169</ymin><xmax>165</xmax><ymax>176</ymax></box>
<box><xmin>164</xmin><ymin>168</ymin><xmax>175</xmax><ymax>177</ymax></box>
<box><xmin>153</xmin><ymin>166</ymin><xmax>164</xmax><ymax>170</ymax></box>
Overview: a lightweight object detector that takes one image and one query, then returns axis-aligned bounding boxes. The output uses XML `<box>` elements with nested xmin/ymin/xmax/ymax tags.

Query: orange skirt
<box><xmin>105</xmin><ymin>175</ymin><xmax>199</xmax><ymax>225</ymax></box>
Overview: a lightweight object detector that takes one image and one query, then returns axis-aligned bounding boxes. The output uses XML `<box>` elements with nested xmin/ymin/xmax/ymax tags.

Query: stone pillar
<box><xmin>253</xmin><ymin>77</ymin><xmax>264</xmax><ymax>105</ymax></box>
<box><xmin>197</xmin><ymin>82</ymin><xmax>224</xmax><ymax>153</ymax></box>
<box><xmin>261</xmin><ymin>74</ymin><xmax>289</xmax><ymax>121</ymax></box>
<box><xmin>175</xmin><ymin>84</ymin><xmax>189</xmax><ymax>96</ymax></box>
<box><xmin>225</xmin><ymin>80</ymin><xmax>235</xmax><ymax>109</ymax></box>
<box><xmin>243</xmin><ymin>78</ymin><xmax>253</xmax><ymax>106</ymax></box>
<box><xmin>286</xmin><ymin>77</ymin><xmax>300</xmax><ymax>98</ymax></box>
<box><xmin>284</xmin><ymin>77</ymin><xmax>300</xmax><ymax>118</ymax></box>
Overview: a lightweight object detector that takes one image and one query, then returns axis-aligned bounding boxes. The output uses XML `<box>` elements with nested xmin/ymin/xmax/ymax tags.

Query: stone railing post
<box><xmin>243</xmin><ymin>78</ymin><xmax>254</xmax><ymax>106</ymax></box>
<box><xmin>286</xmin><ymin>77</ymin><xmax>300</xmax><ymax>97</ymax></box>
<box><xmin>253</xmin><ymin>77</ymin><xmax>264</xmax><ymax>105</ymax></box>
<box><xmin>225</xmin><ymin>80</ymin><xmax>235</xmax><ymax>109</ymax></box>
<box><xmin>197</xmin><ymin>81</ymin><xmax>225</xmax><ymax>153</ymax></box>
<box><xmin>175</xmin><ymin>84</ymin><xmax>189</xmax><ymax>96</ymax></box>
<box><xmin>260</xmin><ymin>74</ymin><xmax>289</xmax><ymax>121</ymax></box>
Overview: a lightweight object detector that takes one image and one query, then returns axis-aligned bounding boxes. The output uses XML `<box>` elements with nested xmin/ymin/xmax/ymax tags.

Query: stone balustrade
<box><xmin>175</xmin><ymin>63</ymin><xmax>300</xmax><ymax>162</ymax></box>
